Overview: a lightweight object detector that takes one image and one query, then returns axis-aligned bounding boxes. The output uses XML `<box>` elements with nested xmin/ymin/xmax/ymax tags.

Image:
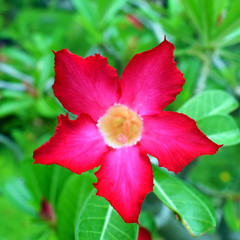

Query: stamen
<box><xmin>116</xmin><ymin>134</ymin><xmax>128</xmax><ymax>144</ymax></box>
<box><xmin>97</xmin><ymin>104</ymin><xmax>143</xmax><ymax>148</ymax></box>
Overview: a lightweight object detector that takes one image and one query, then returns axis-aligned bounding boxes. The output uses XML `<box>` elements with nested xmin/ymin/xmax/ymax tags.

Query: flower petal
<box><xmin>138</xmin><ymin>227</ymin><xmax>152</xmax><ymax>240</ymax></box>
<box><xmin>119</xmin><ymin>39</ymin><xmax>184</xmax><ymax>115</ymax></box>
<box><xmin>33</xmin><ymin>114</ymin><xmax>108</xmax><ymax>174</ymax></box>
<box><xmin>140</xmin><ymin>112</ymin><xmax>222</xmax><ymax>174</ymax></box>
<box><xmin>94</xmin><ymin>146</ymin><xmax>153</xmax><ymax>223</ymax></box>
<box><xmin>53</xmin><ymin>50</ymin><xmax>121</xmax><ymax>121</ymax></box>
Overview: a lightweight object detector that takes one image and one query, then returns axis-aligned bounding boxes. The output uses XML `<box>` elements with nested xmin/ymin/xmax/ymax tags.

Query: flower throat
<box><xmin>97</xmin><ymin>104</ymin><xmax>143</xmax><ymax>148</ymax></box>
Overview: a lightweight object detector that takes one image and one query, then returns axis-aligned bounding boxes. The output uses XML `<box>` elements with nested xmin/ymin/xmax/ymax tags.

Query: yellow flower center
<box><xmin>97</xmin><ymin>104</ymin><xmax>143</xmax><ymax>148</ymax></box>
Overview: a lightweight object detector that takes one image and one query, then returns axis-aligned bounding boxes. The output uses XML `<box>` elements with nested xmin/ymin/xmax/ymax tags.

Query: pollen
<box><xmin>97</xmin><ymin>104</ymin><xmax>143</xmax><ymax>148</ymax></box>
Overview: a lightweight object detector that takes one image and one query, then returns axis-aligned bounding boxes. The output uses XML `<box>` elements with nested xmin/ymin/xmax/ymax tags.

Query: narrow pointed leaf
<box><xmin>2</xmin><ymin>178</ymin><xmax>37</xmax><ymax>216</ymax></box>
<box><xmin>181</xmin><ymin>0</ymin><xmax>219</xmax><ymax>41</ymax></box>
<box><xmin>153</xmin><ymin>165</ymin><xmax>217</xmax><ymax>236</ymax></box>
<box><xmin>98</xmin><ymin>0</ymin><xmax>128</xmax><ymax>26</ymax></box>
<box><xmin>214</xmin><ymin>0</ymin><xmax>240</xmax><ymax>43</ymax></box>
<box><xmin>21</xmin><ymin>158</ymin><xmax>71</xmax><ymax>207</ymax></box>
<box><xmin>0</xmin><ymin>99</ymin><xmax>33</xmax><ymax>117</ymax></box>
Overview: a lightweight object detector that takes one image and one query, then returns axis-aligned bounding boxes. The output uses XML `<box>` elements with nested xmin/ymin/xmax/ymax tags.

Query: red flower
<box><xmin>33</xmin><ymin>39</ymin><xmax>221</xmax><ymax>223</ymax></box>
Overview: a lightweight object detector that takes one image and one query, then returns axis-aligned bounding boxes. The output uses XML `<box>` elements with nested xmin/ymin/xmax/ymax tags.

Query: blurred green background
<box><xmin>0</xmin><ymin>0</ymin><xmax>240</xmax><ymax>239</ymax></box>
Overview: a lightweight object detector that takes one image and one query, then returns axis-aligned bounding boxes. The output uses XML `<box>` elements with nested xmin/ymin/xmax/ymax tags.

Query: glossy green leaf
<box><xmin>197</xmin><ymin>114</ymin><xmax>240</xmax><ymax>146</ymax></box>
<box><xmin>57</xmin><ymin>173</ymin><xmax>96</xmax><ymax>240</ymax></box>
<box><xmin>153</xmin><ymin>165</ymin><xmax>217</xmax><ymax>236</ymax></box>
<box><xmin>178</xmin><ymin>90</ymin><xmax>238</xmax><ymax>121</ymax></box>
<box><xmin>75</xmin><ymin>190</ymin><xmax>139</xmax><ymax>240</ymax></box>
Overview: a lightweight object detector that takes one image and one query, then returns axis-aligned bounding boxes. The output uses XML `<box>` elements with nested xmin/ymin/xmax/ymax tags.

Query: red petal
<box><xmin>53</xmin><ymin>50</ymin><xmax>121</xmax><ymax>121</ymax></box>
<box><xmin>94</xmin><ymin>146</ymin><xmax>153</xmax><ymax>223</ymax></box>
<box><xmin>119</xmin><ymin>39</ymin><xmax>184</xmax><ymax>115</ymax></box>
<box><xmin>138</xmin><ymin>227</ymin><xmax>152</xmax><ymax>240</ymax></box>
<box><xmin>140</xmin><ymin>112</ymin><xmax>222</xmax><ymax>173</ymax></box>
<box><xmin>33</xmin><ymin>114</ymin><xmax>108</xmax><ymax>174</ymax></box>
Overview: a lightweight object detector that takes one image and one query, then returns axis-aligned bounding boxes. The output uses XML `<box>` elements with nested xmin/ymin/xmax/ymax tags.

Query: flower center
<box><xmin>97</xmin><ymin>104</ymin><xmax>143</xmax><ymax>148</ymax></box>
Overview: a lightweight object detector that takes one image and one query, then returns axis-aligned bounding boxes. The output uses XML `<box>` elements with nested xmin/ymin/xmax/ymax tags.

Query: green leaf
<box><xmin>168</xmin><ymin>0</ymin><xmax>184</xmax><ymax>15</ymax></box>
<box><xmin>216</xmin><ymin>27</ymin><xmax>240</xmax><ymax>47</ymax></box>
<box><xmin>214</xmin><ymin>0</ymin><xmax>240</xmax><ymax>45</ymax></box>
<box><xmin>0</xmin><ymin>196</ymin><xmax>46</xmax><ymax>240</ymax></box>
<box><xmin>139</xmin><ymin>211</ymin><xmax>156</xmax><ymax>236</ymax></box>
<box><xmin>2</xmin><ymin>178</ymin><xmax>37</xmax><ymax>216</ymax></box>
<box><xmin>57</xmin><ymin>173</ymin><xmax>96</xmax><ymax>240</ymax></box>
<box><xmin>21</xmin><ymin>158</ymin><xmax>72</xmax><ymax>208</ymax></box>
<box><xmin>223</xmin><ymin>199</ymin><xmax>240</xmax><ymax>231</ymax></box>
<box><xmin>75</xmin><ymin>190</ymin><xmax>139</xmax><ymax>240</ymax></box>
<box><xmin>170</xmin><ymin>57</ymin><xmax>200</xmax><ymax>109</ymax></box>
<box><xmin>0</xmin><ymin>63</ymin><xmax>33</xmax><ymax>83</ymax></box>
<box><xmin>25</xmin><ymin>229</ymin><xmax>58</xmax><ymax>240</ymax></box>
<box><xmin>98</xmin><ymin>0</ymin><xmax>128</xmax><ymax>27</ymax></box>
<box><xmin>0</xmin><ymin>98</ymin><xmax>33</xmax><ymax>117</ymax></box>
<box><xmin>2</xmin><ymin>47</ymin><xmax>35</xmax><ymax>67</ymax></box>
<box><xmin>178</xmin><ymin>90</ymin><xmax>238</xmax><ymax>121</ymax></box>
<box><xmin>180</xmin><ymin>0</ymin><xmax>202</xmax><ymax>35</ymax></box>
<box><xmin>0</xmin><ymin>141</ymin><xmax>21</xmax><ymax>180</ymax></box>
<box><xmin>197</xmin><ymin>114</ymin><xmax>240</xmax><ymax>146</ymax></box>
<box><xmin>181</xmin><ymin>0</ymin><xmax>216</xmax><ymax>41</ymax></box>
<box><xmin>153</xmin><ymin>165</ymin><xmax>217</xmax><ymax>236</ymax></box>
<box><xmin>189</xmin><ymin>145</ymin><xmax>240</xmax><ymax>194</ymax></box>
<box><xmin>0</xmin><ymin>89</ymin><xmax>26</xmax><ymax>99</ymax></box>
<box><xmin>36</xmin><ymin>54</ymin><xmax>53</xmax><ymax>92</ymax></box>
<box><xmin>36</xmin><ymin>97</ymin><xmax>61</xmax><ymax>118</ymax></box>
<box><xmin>72</xmin><ymin>0</ymin><xmax>101</xmax><ymax>41</ymax></box>
<box><xmin>72</xmin><ymin>0</ymin><xmax>96</xmax><ymax>23</ymax></box>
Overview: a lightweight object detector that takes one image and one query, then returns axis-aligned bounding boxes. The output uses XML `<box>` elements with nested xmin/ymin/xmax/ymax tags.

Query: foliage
<box><xmin>0</xmin><ymin>0</ymin><xmax>240</xmax><ymax>239</ymax></box>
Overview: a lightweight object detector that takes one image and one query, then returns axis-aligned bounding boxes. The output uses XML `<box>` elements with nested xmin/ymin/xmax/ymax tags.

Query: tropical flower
<box><xmin>33</xmin><ymin>38</ymin><xmax>221</xmax><ymax>223</ymax></box>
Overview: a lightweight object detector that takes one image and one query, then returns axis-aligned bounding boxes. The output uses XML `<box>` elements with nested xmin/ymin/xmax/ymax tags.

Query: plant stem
<box><xmin>195</xmin><ymin>60</ymin><xmax>210</xmax><ymax>94</ymax></box>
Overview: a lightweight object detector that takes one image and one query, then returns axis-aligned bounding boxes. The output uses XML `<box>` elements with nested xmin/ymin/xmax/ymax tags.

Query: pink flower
<box><xmin>33</xmin><ymin>39</ymin><xmax>221</xmax><ymax>223</ymax></box>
